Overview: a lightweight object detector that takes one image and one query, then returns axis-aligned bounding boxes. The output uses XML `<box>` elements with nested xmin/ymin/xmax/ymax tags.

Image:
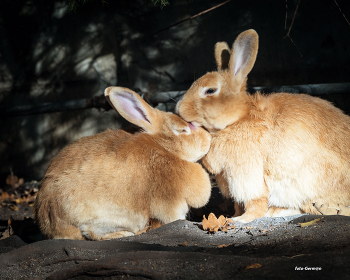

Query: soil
<box><xmin>0</xmin><ymin>182</ymin><xmax>350</xmax><ymax>279</ymax></box>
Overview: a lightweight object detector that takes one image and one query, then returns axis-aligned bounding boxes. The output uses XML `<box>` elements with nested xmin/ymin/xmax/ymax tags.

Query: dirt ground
<box><xmin>1</xmin><ymin>182</ymin><xmax>350</xmax><ymax>279</ymax></box>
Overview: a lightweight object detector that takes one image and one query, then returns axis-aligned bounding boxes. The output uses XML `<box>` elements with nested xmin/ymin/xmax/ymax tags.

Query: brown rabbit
<box><xmin>176</xmin><ymin>29</ymin><xmax>350</xmax><ymax>223</ymax></box>
<box><xmin>34</xmin><ymin>87</ymin><xmax>211</xmax><ymax>240</ymax></box>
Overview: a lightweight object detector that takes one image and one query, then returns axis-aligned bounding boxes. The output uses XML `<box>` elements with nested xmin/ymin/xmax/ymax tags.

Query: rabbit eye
<box><xmin>181</xmin><ymin>127</ymin><xmax>191</xmax><ymax>135</ymax></box>
<box><xmin>172</xmin><ymin>126</ymin><xmax>190</xmax><ymax>135</ymax></box>
<box><xmin>205</xmin><ymin>88</ymin><xmax>217</xmax><ymax>95</ymax></box>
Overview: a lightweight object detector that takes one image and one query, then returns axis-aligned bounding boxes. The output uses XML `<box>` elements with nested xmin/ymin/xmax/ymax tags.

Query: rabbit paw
<box><xmin>231</xmin><ymin>213</ymin><xmax>256</xmax><ymax>223</ymax></box>
<box><xmin>264</xmin><ymin>207</ymin><xmax>302</xmax><ymax>217</ymax></box>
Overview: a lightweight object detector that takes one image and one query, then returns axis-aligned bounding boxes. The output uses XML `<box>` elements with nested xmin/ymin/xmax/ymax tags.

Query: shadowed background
<box><xmin>0</xmin><ymin>0</ymin><xmax>349</xmax><ymax>181</ymax></box>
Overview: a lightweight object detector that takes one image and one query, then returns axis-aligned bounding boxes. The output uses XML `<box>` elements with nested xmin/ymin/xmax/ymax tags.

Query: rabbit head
<box><xmin>176</xmin><ymin>29</ymin><xmax>258</xmax><ymax>133</ymax></box>
<box><xmin>105</xmin><ymin>87</ymin><xmax>211</xmax><ymax>162</ymax></box>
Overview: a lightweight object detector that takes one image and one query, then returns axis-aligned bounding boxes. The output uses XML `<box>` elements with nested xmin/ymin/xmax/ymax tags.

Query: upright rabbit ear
<box><xmin>105</xmin><ymin>87</ymin><xmax>157</xmax><ymax>133</ymax></box>
<box><xmin>229</xmin><ymin>29</ymin><xmax>258</xmax><ymax>83</ymax></box>
<box><xmin>214</xmin><ymin>42</ymin><xmax>230</xmax><ymax>70</ymax></box>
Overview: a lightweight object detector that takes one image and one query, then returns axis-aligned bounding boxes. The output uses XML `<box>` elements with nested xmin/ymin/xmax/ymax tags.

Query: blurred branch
<box><xmin>285</xmin><ymin>0</ymin><xmax>288</xmax><ymax>29</ymax></box>
<box><xmin>145</xmin><ymin>0</ymin><xmax>232</xmax><ymax>40</ymax></box>
<box><xmin>68</xmin><ymin>0</ymin><xmax>171</xmax><ymax>11</ymax></box>
<box><xmin>333</xmin><ymin>0</ymin><xmax>350</xmax><ymax>26</ymax></box>
<box><xmin>283</xmin><ymin>0</ymin><xmax>302</xmax><ymax>57</ymax></box>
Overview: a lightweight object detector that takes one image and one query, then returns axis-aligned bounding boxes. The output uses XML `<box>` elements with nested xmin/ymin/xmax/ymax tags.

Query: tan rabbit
<box><xmin>176</xmin><ymin>29</ymin><xmax>350</xmax><ymax>223</ymax></box>
<box><xmin>34</xmin><ymin>87</ymin><xmax>211</xmax><ymax>240</ymax></box>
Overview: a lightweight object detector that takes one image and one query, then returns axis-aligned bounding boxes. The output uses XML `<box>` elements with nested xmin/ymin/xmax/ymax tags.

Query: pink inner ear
<box><xmin>234</xmin><ymin>48</ymin><xmax>248</xmax><ymax>76</ymax></box>
<box><xmin>112</xmin><ymin>92</ymin><xmax>150</xmax><ymax>124</ymax></box>
<box><xmin>234</xmin><ymin>36</ymin><xmax>254</xmax><ymax>76</ymax></box>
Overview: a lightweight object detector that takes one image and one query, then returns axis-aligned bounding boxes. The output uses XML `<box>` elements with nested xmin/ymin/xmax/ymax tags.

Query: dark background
<box><xmin>0</xmin><ymin>0</ymin><xmax>349</xmax><ymax>183</ymax></box>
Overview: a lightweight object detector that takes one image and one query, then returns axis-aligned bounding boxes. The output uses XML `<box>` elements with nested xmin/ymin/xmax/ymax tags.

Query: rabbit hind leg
<box><xmin>51</xmin><ymin>223</ymin><xmax>86</xmax><ymax>240</ymax></box>
<box><xmin>232</xmin><ymin>197</ymin><xmax>268</xmax><ymax>223</ymax></box>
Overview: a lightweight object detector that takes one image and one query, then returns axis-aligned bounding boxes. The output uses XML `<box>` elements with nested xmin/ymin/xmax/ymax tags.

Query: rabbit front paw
<box><xmin>231</xmin><ymin>213</ymin><xmax>257</xmax><ymax>223</ymax></box>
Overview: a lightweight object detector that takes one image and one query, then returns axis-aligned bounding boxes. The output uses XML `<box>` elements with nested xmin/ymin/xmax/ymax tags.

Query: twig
<box><xmin>285</xmin><ymin>0</ymin><xmax>288</xmax><ymax>30</ymax></box>
<box><xmin>145</xmin><ymin>0</ymin><xmax>232</xmax><ymax>39</ymax></box>
<box><xmin>283</xmin><ymin>0</ymin><xmax>302</xmax><ymax>57</ymax></box>
<box><xmin>333</xmin><ymin>0</ymin><xmax>350</xmax><ymax>26</ymax></box>
<box><xmin>42</xmin><ymin>256</ymin><xmax>97</xmax><ymax>266</ymax></box>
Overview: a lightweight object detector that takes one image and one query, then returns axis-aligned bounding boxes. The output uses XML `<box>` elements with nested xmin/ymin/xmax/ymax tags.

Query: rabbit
<box><xmin>175</xmin><ymin>29</ymin><xmax>350</xmax><ymax>223</ymax></box>
<box><xmin>34</xmin><ymin>86</ymin><xmax>212</xmax><ymax>240</ymax></box>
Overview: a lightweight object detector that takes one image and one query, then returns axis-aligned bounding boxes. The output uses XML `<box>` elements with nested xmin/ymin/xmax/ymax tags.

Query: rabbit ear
<box><xmin>229</xmin><ymin>29</ymin><xmax>258</xmax><ymax>83</ymax></box>
<box><xmin>105</xmin><ymin>87</ymin><xmax>157</xmax><ymax>133</ymax></box>
<box><xmin>214</xmin><ymin>42</ymin><xmax>230</xmax><ymax>70</ymax></box>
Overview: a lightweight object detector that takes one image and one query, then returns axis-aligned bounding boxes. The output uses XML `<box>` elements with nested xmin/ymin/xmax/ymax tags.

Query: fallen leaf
<box><xmin>202</xmin><ymin>213</ymin><xmax>235</xmax><ymax>233</ymax></box>
<box><xmin>6</xmin><ymin>174</ymin><xmax>24</xmax><ymax>188</ymax></box>
<box><xmin>0</xmin><ymin>229</ymin><xmax>10</xmax><ymax>240</ymax></box>
<box><xmin>9</xmin><ymin>205</ymin><xmax>18</xmax><ymax>211</ymax></box>
<box><xmin>246</xmin><ymin>263</ymin><xmax>262</xmax><ymax>269</ymax></box>
<box><xmin>218</xmin><ymin>215</ymin><xmax>227</xmax><ymax>227</ymax></box>
<box><xmin>208</xmin><ymin>213</ymin><xmax>220</xmax><ymax>229</ymax></box>
<box><xmin>202</xmin><ymin>215</ymin><xmax>210</xmax><ymax>231</ymax></box>
<box><xmin>0</xmin><ymin>192</ymin><xmax>10</xmax><ymax>201</ymax></box>
<box><xmin>179</xmin><ymin>241</ymin><xmax>188</xmax><ymax>247</ymax></box>
<box><xmin>217</xmin><ymin>244</ymin><xmax>232</xmax><ymax>248</ymax></box>
<box><xmin>298</xmin><ymin>217</ymin><xmax>324</xmax><ymax>228</ymax></box>
<box><xmin>13</xmin><ymin>198</ymin><xmax>21</xmax><ymax>204</ymax></box>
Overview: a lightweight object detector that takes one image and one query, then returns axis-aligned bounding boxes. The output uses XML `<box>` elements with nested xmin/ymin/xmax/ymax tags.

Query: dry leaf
<box><xmin>218</xmin><ymin>215</ymin><xmax>227</xmax><ymax>226</ymax></box>
<box><xmin>6</xmin><ymin>174</ymin><xmax>24</xmax><ymax>188</ymax></box>
<box><xmin>298</xmin><ymin>217</ymin><xmax>324</xmax><ymax>228</ymax></box>
<box><xmin>0</xmin><ymin>192</ymin><xmax>10</xmax><ymax>201</ymax></box>
<box><xmin>13</xmin><ymin>198</ymin><xmax>21</xmax><ymax>204</ymax></box>
<box><xmin>246</xmin><ymin>263</ymin><xmax>262</xmax><ymax>269</ymax></box>
<box><xmin>0</xmin><ymin>229</ymin><xmax>10</xmax><ymax>240</ymax></box>
<box><xmin>217</xmin><ymin>244</ymin><xmax>233</xmax><ymax>248</ymax></box>
<box><xmin>9</xmin><ymin>205</ymin><xmax>18</xmax><ymax>211</ymax></box>
<box><xmin>202</xmin><ymin>213</ymin><xmax>235</xmax><ymax>233</ymax></box>
<box><xmin>208</xmin><ymin>213</ymin><xmax>220</xmax><ymax>228</ymax></box>
<box><xmin>202</xmin><ymin>215</ymin><xmax>210</xmax><ymax>231</ymax></box>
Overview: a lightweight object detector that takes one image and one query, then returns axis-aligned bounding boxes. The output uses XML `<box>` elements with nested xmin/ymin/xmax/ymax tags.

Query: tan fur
<box><xmin>34</xmin><ymin>87</ymin><xmax>212</xmax><ymax>240</ymax></box>
<box><xmin>176</xmin><ymin>29</ymin><xmax>350</xmax><ymax>223</ymax></box>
